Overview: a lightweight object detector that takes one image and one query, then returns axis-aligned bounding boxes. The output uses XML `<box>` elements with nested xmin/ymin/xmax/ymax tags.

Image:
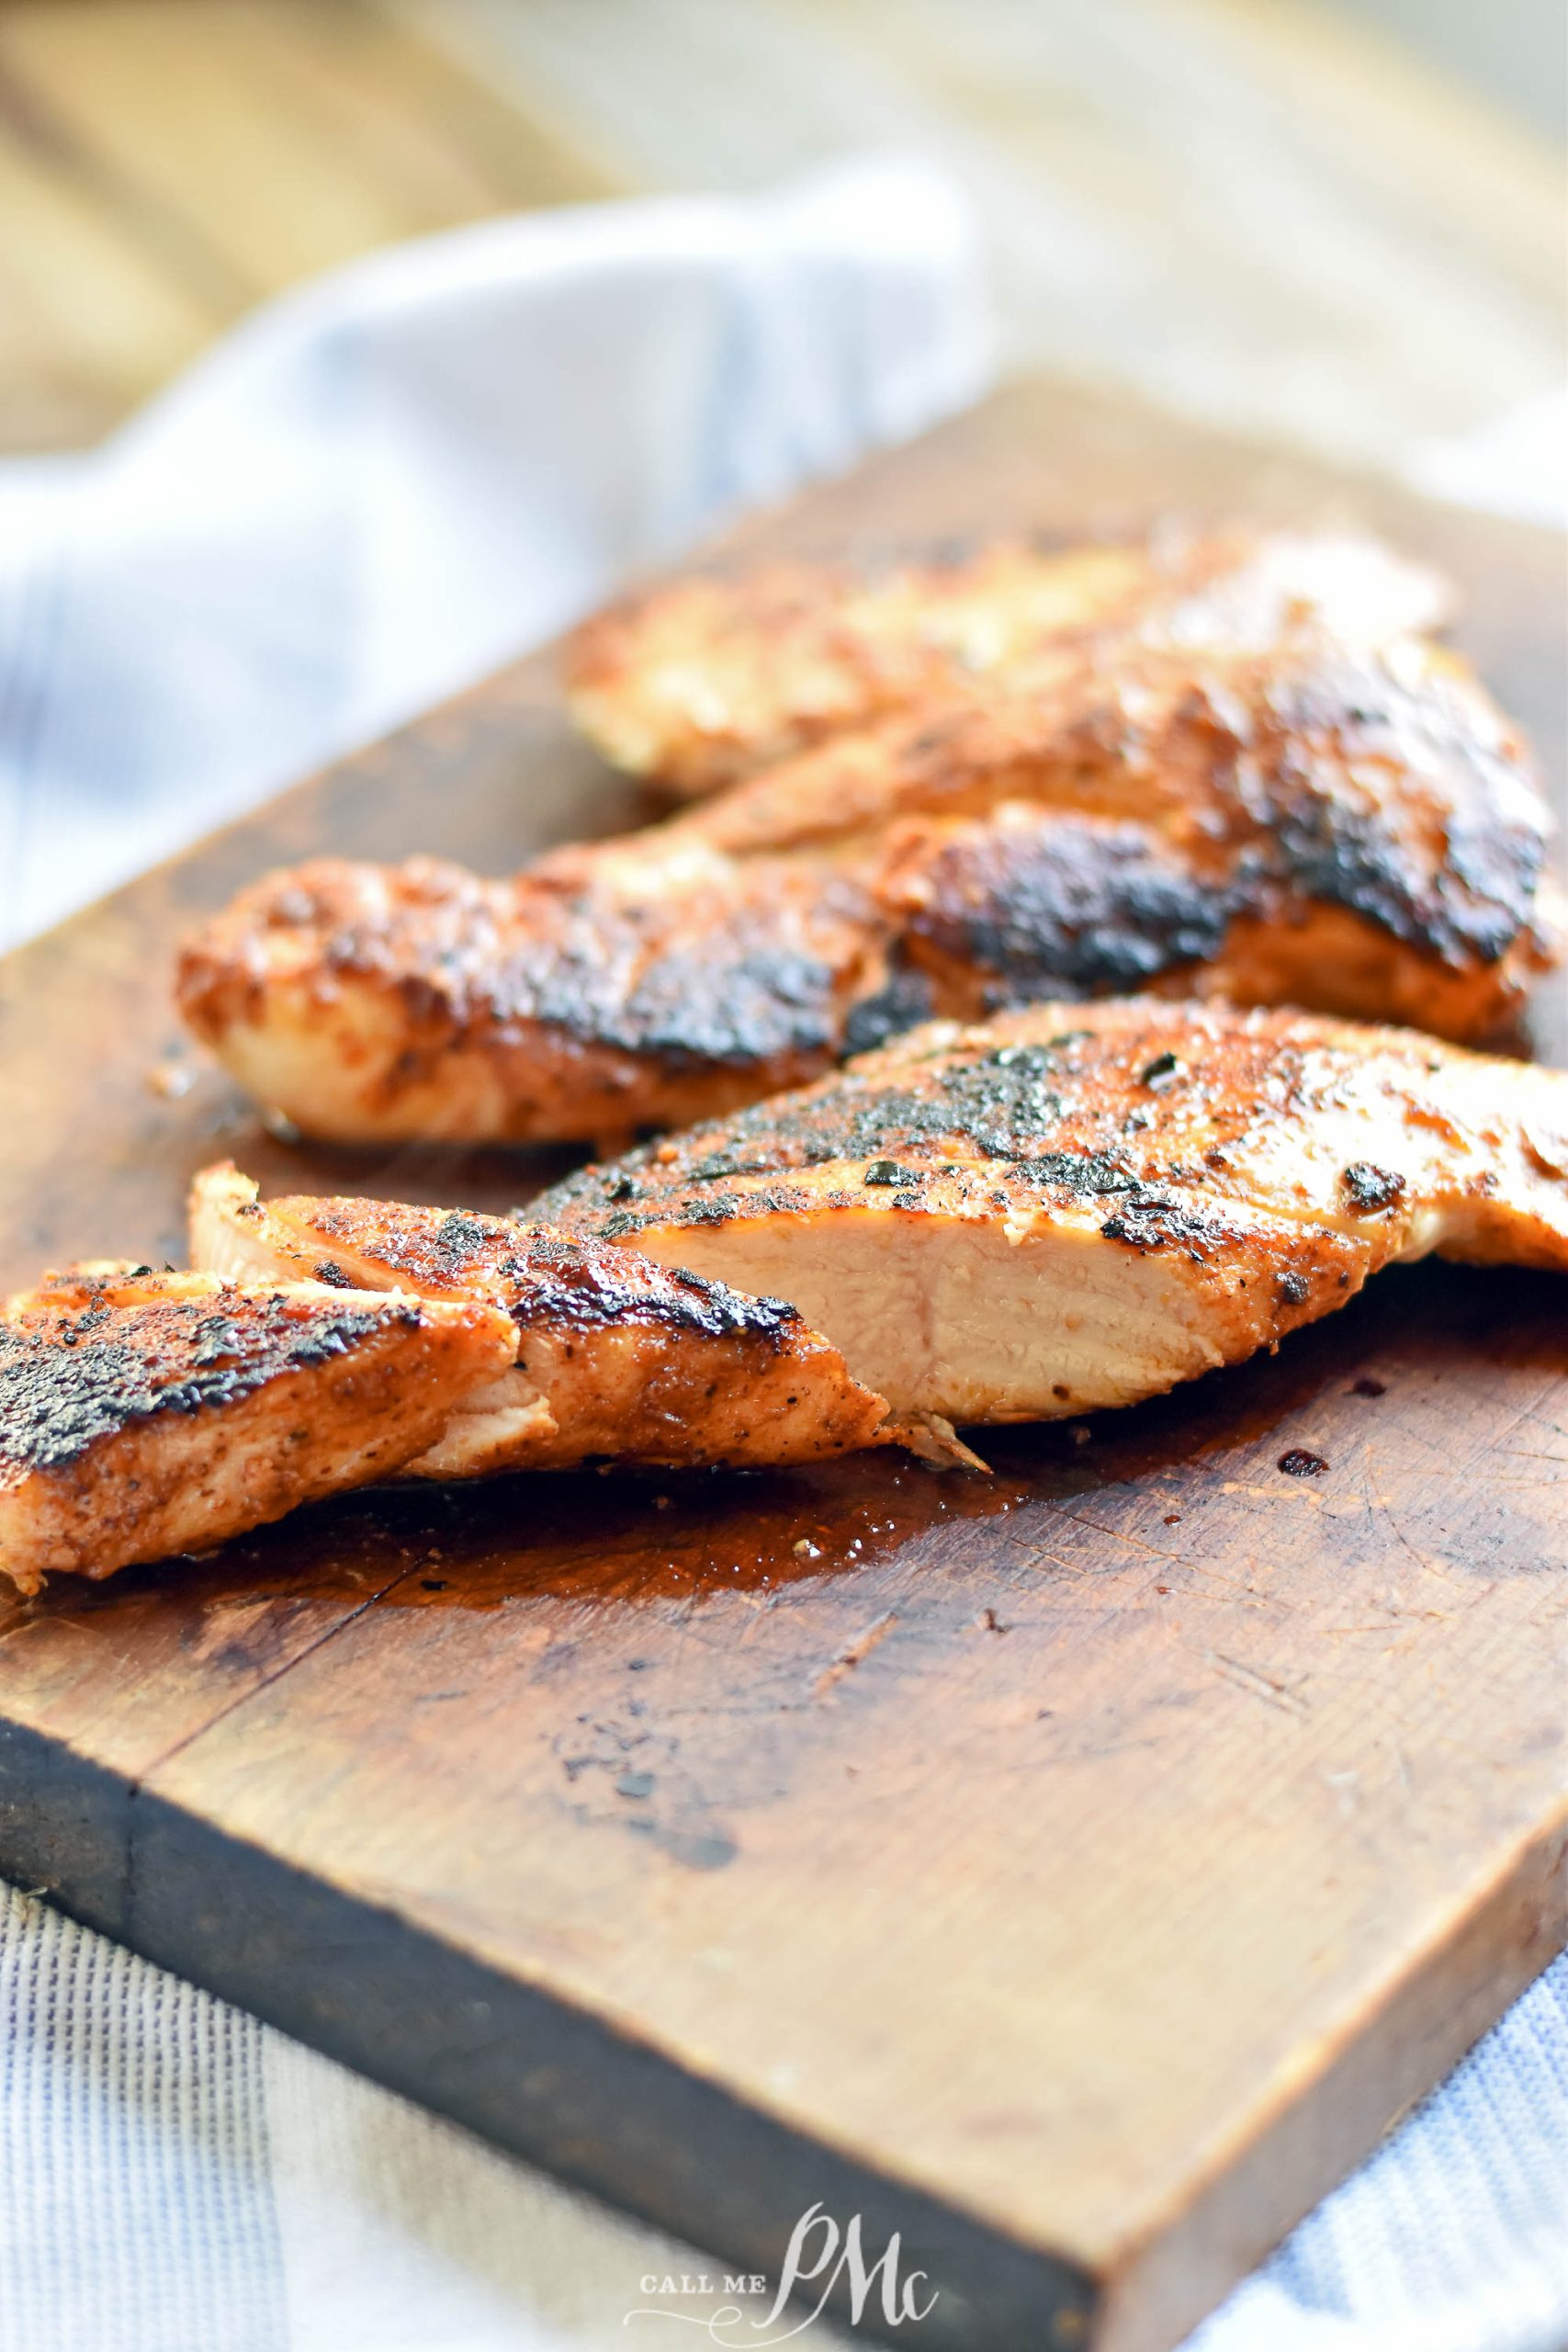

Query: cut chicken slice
<box><xmin>189</xmin><ymin>1166</ymin><xmax>893</xmax><ymax>1475</ymax></box>
<box><xmin>536</xmin><ymin>1001</ymin><xmax>1568</xmax><ymax>1425</ymax></box>
<box><xmin>0</xmin><ymin>1266</ymin><xmax>518</xmax><ymax>1593</ymax></box>
<box><xmin>565</xmin><ymin>530</ymin><xmax>1450</xmax><ymax>794</ymax></box>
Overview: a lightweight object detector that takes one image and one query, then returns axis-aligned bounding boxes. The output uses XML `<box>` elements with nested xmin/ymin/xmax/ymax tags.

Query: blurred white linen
<box><xmin>0</xmin><ymin>156</ymin><xmax>987</xmax><ymax>946</ymax></box>
<box><xmin>1406</xmin><ymin>384</ymin><xmax>1568</xmax><ymax>528</ymax></box>
<box><xmin>0</xmin><ymin>156</ymin><xmax>1563</xmax><ymax>2352</ymax></box>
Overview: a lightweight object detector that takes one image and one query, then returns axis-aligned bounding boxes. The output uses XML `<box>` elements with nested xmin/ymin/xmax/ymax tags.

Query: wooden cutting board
<box><xmin>0</xmin><ymin>381</ymin><xmax>1563</xmax><ymax>2352</ymax></box>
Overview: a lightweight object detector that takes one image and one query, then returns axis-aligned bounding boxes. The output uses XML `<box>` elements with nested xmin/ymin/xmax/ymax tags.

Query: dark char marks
<box><xmin>510</xmin><ymin>935</ymin><xmax>844</xmax><ymax>1067</ymax></box>
<box><xmin>900</xmin><ymin>817</ymin><xmax>1235</xmax><ymax>992</ymax></box>
<box><xmin>1340</xmin><ymin>1163</ymin><xmax>1407</xmax><ymax>1214</ymax></box>
<box><xmin>295</xmin><ymin>1200</ymin><xmax>804</xmax><ymax>1347</ymax></box>
<box><xmin>536</xmin><ymin>1036</ymin><xmax>1154</xmax><ymax>1235</ymax></box>
<box><xmin>0</xmin><ymin>1294</ymin><xmax>418</xmax><ymax>1477</ymax></box>
<box><xmin>1260</xmin><ymin>650</ymin><xmax>1544</xmax><ymax>967</ymax></box>
<box><xmin>1099</xmin><ymin>1195</ymin><xmax>1221</xmax><ymax>1257</ymax></box>
<box><xmin>840</xmin><ymin>962</ymin><xmax>935</xmax><ymax>1056</ymax></box>
<box><xmin>507</xmin><ymin>1230</ymin><xmax>802</xmax><ymax>1345</ymax></box>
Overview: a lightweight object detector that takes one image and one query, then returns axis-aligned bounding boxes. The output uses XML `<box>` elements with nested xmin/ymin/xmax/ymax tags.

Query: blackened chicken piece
<box><xmin>675</xmin><ymin>628</ymin><xmax>1562</xmax><ymax>1040</ymax></box>
<box><xmin>0</xmin><ymin>1266</ymin><xmax>517</xmax><ymax>1593</ymax></box>
<box><xmin>177</xmin><ymin>843</ymin><xmax>881</xmax><ymax>1152</ymax></box>
<box><xmin>176</xmin><ymin>553</ymin><xmax>1560</xmax><ymax>1148</ymax></box>
<box><xmin>535</xmin><ymin>1000</ymin><xmax>1568</xmax><ymax>1426</ymax></box>
<box><xmin>565</xmin><ymin>529</ymin><xmax>1449</xmax><ymax>794</ymax></box>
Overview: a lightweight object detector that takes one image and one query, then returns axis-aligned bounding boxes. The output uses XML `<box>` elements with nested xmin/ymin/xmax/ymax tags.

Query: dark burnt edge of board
<box><xmin>0</xmin><ymin>1716</ymin><xmax>1095</xmax><ymax>2352</ymax></box>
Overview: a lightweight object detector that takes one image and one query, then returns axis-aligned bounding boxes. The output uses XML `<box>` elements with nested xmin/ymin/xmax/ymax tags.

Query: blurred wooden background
<box><xmin>0</xmin><ymin>0</ymin><xmax>1562</xmax><ymax>474</ymax></box>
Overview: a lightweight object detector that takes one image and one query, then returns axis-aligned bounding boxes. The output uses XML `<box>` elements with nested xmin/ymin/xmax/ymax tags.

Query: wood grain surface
<box><xmin>0</xmin><ymin>380</ymin><xmax>1564</xmax><ymax>2352</ymax></box>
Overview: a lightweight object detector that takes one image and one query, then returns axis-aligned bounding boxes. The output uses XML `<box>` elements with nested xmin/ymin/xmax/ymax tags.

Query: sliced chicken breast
<box><xmin>565</xmin><ymin>530</ymin><xmax>1450</xmax><ymax>794</ymax></box>
<box><xmin>665</xmin><ymin>624</ymin><xmax>1562</xmax><ymax>1046</ymax></box>
<box><xmin>178</xmin><ymin>618</ymin><xmax>1561</xmax><ymax>1144</ymax></box>
<box><xmin>669</xmin><ymin>620</ymin><xmax>1550</xmax><ymax>867</ymax></box>
<box><xmin>535</xmin><ymin>1001</ymin><xmax>1568</xmax><ymax>1425</ymax></box>
<box><xmin>0</xmin><ymin>1266</ymin><xmax>517</xmax><ymax>1593</ymax></box>
<box><xmin>176</xmin><ymin>844</ymin><xmax>882</xmax><ymax>1149</ymax></box>
<box><xmin>189</xmin><ymin>1166</ymin><xmax>893</xmax><ymax>1475</ymax></box>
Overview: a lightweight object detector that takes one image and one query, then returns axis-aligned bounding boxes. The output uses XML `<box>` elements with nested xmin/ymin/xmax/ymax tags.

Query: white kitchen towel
<box><xmin>0</xmin><ymin>158</ymin><xmax>1564</xmax><ymax>2352</ymax></box>
<box><xmin>0</xmin><ymin>155</ymin><xmax>989</xmax><ymax>948</ymax></box>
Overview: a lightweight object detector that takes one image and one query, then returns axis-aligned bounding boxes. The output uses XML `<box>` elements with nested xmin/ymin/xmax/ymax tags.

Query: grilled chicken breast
<box><xmin>566</xmin><ymin>530</ymin><xmax>1450</xmax><ymax>794</ymax></box>
<box><xmin>0</xmin><ymin>1266</ymin><xmax>516</xmax><ymax>1593</ymax></box>
<box><xmin>189</xmin><ymin>1166</ymin><xmax>893</xmax><ymax>1475</ymax></box>
<box><xmin>177</xmin><ymin>843</ymin><xmax>884</xmax><ymax>1148</ymax></box>
<box><xmin>535</xmin><ymin>1001</ymin><xmax>1568</xmax><ymax>1426</ymax></box>
<box><xmin>178</xmin><ymin>614</ymin><xmax>1562</xmax><ymax>1145</ymax></box>
<box><xmin>661</xmin><ymin>620</ymin><xmax>1561</xmax><ymax>1039</ymax></box>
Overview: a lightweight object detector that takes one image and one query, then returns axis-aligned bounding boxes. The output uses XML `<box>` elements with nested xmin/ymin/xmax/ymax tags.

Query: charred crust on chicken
<box><xmin>0</xmin><ymin>1282</ymin><xmax>423</xmax><ymax>1478</ymax></box>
